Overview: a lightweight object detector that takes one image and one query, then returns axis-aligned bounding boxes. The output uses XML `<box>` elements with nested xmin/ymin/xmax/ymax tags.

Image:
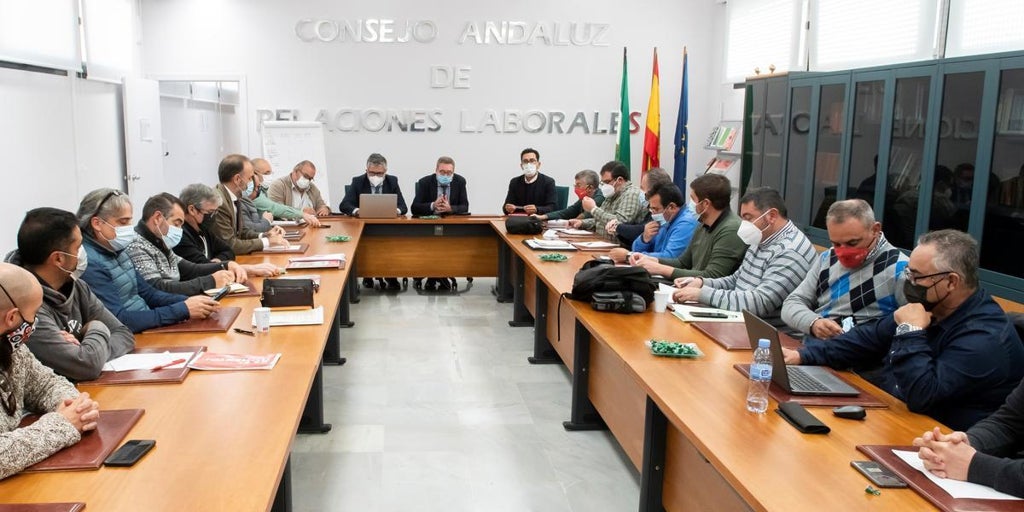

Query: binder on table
<box><xmin>79</xmin><ymin>346</ymin><xmax>206</xmax><ymax>385</ymax></box>
<box><xmin>143</xmin><ymin>307</ymin><xmax>241</xmax><ymax>334</ymax></box>
<box><xmin>21</xmin><ymin>409</ymin><xmax>144</xmax><ymax>472</ymax></box>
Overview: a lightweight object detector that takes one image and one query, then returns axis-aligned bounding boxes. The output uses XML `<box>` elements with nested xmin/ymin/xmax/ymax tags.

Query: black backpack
<box><xmin>566</xmin><ymin>260</ymin><xmax>657</xmax><ymax>312</ymax></box>
<box><xmin>505</xmin><ymin>216</ymin><xmax>543</xmax><ymax>235</ymax></box>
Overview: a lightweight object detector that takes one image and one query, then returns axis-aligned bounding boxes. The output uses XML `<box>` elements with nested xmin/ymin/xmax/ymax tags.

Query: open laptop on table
<box><xmin>359</xmin><ymin>194</ymin><xmax>399</xmax><ymax>218</ymax></box>
<box><xmin>742</xmin><ymin>310</ymin><xmax>859</xmax><ymax>397</ymax></box>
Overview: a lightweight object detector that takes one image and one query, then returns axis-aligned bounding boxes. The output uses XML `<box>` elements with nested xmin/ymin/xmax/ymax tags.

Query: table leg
<box><xmin>493</xmin><ymin>239</ymin><xmax>514</xmax><ymax>303</ymax></box>
<box><xmin>271</xmin><ymin>455</ymin><xmax>292</xmax><ymax>512</ymax></box>
<box><xmin>639</xmin><ymin>397</ymin><xmax>667</xmax><ymax>512</ymax></box>
<box><xmin>528</xmin><ymin>276</ymin><xmax>560</xmax><ymax>364</ymax></box>
<box><xmin>298</xmin><ymin>359</ymin><xmax>332</xmax><ymax>434</ymax></box>
<box><xmin>563</xmin><ymin>320</ymin><xmax>606</xmax><ymax>431</ymax></box>
<box><xmin>323</xmin><ymin>301</ymin><xmax>347</xmax><ymax>366</ymax></box>
<box><xmin>348</xmin><ymin>258</ymin><xmax>361</xmax><ymax>304</ymax></box>
<box><xmin>508</xmin><ymin>254</ymin><xmax>533</xmax><ymax>327</ymax></box>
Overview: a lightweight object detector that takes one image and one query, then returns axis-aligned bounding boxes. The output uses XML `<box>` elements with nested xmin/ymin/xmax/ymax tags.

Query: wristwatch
<box><xmin>895</xmin><ymin>323</ymin><xmax>923</xmax><ymax>337</ymax></box>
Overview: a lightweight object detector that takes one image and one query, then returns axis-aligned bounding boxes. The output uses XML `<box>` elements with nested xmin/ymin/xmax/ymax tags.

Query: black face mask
<box><xmin>199</xmin><ymin>214</ymin><xmax>215</xmax><ymax>232</ymax></box>
<box><xmin>903</xmin><ymin>275</ymin><xmax>949</xmax><ymax>312</ymax></box>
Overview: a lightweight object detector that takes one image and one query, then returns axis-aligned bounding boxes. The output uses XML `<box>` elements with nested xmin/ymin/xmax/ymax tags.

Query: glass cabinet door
<box><xmin>982</xmin><ymin>67</ymin><xmax>1024</xmax><ymax>279</ymax></box>
<box><xmin>784</xmin><ymin>86</ymin><xmax>812</xmax><ymax>224</ymax></box>
<box><xmin>883</xmin><ymin>75</ymin><xmax>931</xmax><ymax>249</ymax></box>
<box><xmin>761</xmin><ymin>78</ymin><xmax>788</xmax><ymax>192</ymax></box>
<box><xmin>847</xmin><ymin>80</ymin><xmax>886</xmax><ymax>207</ymax></box>
<box><xmin>932</xmin><ymin>71</ymin><xmax>985</xmax><ymax>233</ymax></box>
<box><xmin>810</xmin><ymin>83</ymin><xmax>847</xmax><ymax>229</ymax></box>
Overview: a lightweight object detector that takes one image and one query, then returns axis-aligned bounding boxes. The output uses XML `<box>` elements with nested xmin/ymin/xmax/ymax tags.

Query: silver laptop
<box><xmin>359</xmin><ymin>194</ymin><xmax>398</xmax><ymax>218</ymax></box>
<box><xmin>742</xmin><ymin>310</ymin><xmax>859</xmax><ymax>397</ymax></box>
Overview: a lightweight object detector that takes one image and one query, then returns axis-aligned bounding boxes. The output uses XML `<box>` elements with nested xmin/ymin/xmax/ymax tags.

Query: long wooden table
<box><xmin>493</xmin><ymin>221</ymin><xmax>943</xmax><ymax>511</ymax></box>
<box><xmin>0</xmin><ymin>219</ymin><xmax>364</xmax><ymax>511</ymax></box>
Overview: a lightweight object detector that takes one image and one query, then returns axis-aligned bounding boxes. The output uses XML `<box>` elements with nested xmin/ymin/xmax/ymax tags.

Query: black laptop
<box><xmin>742</xmin><ymin>310</ymin><xmax>859</xmax><ymax>397</ymax></box>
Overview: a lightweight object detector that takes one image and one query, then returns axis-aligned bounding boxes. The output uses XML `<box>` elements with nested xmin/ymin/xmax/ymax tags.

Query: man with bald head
<box><xmin>250</xmin><ymin>158</ymin><xmax>321</xmax><ymax>227</ymax></box>
<box><xmin>0</xmin><ymin>262</ymin><xmax>100</xmax><ymax>480</ymax></box>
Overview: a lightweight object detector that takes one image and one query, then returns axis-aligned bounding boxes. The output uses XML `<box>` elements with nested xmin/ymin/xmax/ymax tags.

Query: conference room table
<box><xmin>0</xmin><ymin>219</ymin><xmax>364</xmax><ymax>512</ymax></box>
<box><xmin>492</xmin><ymin>220</ymin><xmax>944</xmax><ymax>511</ymax></box>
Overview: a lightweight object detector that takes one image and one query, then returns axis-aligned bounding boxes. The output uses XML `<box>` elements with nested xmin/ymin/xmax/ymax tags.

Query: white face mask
<box><xmin>599</xmin><ymin>183</ymin><xmax>615</xmax><ymax>198</ymax></box>
<box><xmin>736</xmin><ymin>210</ymin><xmax>772</xmax><ymax>246</ymax></box>
<box><xmin>57</xmin><ymin>245</ymin><xmax>88</xmax><ymax>279</ymax></box>
<box><xmin>295</xmin><ymin>176</ymin><xmax>311</xmax><ymax>190</ymax></box>
<box><xmin>368</xmin><ymin>175</ymin><xmax>385</xmax><ymax>188</ymax></box>
<box><xmin>522</xmin><ymin>163</ymin><xmax>538</xmax><ymax>177</ymax></box>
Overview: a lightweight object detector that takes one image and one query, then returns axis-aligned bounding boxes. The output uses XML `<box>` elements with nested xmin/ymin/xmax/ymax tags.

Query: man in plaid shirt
<box><xmin>570</xmin><ymin>161</ymin><xmax>646</xmax><ymax>241</ymax></box>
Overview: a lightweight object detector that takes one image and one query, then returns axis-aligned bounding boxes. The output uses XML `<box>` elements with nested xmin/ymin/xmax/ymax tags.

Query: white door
<box><xmin>122</xmin><ymin>77</ymin><xmax>165</xmax><ymax>220</ymax></box>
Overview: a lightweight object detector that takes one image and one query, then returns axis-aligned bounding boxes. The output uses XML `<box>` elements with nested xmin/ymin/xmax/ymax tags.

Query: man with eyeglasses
<box><xmin>607</xmin><ymin>183</ymin><xmax>696</xmax><ymax>264</ymax></box>
<box><xmin>782</xmin><ymin>199</ymin><xmax>908</xmax><ymax>339</ymax></box>
<box><xmin>783</xmin><ymin>230</ymin><xmax>1024</xmax><ymax>431</ymax></box>
<box><xmin>669</xmin><ymin>187</ymin><xmax>816</xmax><ymax>336</ymax></box>
<box><xmin>6</xmin><ymin>208</ymin><xmax>134</xmax><ymax>381</ymax></box>
<box><xmin>533</xmin><ymin>169</ymin><xmax>605</xmax><ymax>222</ymax></box>
<box><xmin>338</xmin><ymin>153</ymin><xmax>409</xmax><ymax>290</ymax></box>
<box><xmin>251</xmin><ymin>158</ymin><xmax>321</xmax><ymax>227</ymax></box>
<box><xmin>570</xmin><ymin>160</ymin><xmax>646</xmax><ymax>240</ymax></box>
<box><xmin>503</xmin><ymin>148</ymin><xmax>556</xmax><ymax>215</ymax></box>
<box><xmin>0</xmin><ymin>262</ymin><xmax>101</xmax><ymax>480</ymax></box>
<box><xmin>212</xmin><ymin>154</ymin><xmax>291</xmax><ymax>255</ymax></box>
<box><xmin>267</xmin><ymin>160</ymin><xmax>332</xmax><ymax>217</ymax></box>
<box><xmin>76</xmin><ymin>188</ymin><xmax>219</xmax><ymax>333</ymax></box>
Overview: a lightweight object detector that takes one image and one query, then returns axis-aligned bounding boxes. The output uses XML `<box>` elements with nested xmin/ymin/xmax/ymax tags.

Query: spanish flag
<box><xmin>642</xmin><ymin>48</ymin><xmax>660</xmax><ymax>173</ymax></box>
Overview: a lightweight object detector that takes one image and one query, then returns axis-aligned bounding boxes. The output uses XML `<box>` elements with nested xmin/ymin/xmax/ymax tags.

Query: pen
<box><xmin>234</xmin><ymin>328</ymin><xmax>256</xmax><ymax>336</ymax></box>
<box><xmin>151</xmin><ymin>358</ymin><xmax>187</xmax><ymax>372</ymax></box>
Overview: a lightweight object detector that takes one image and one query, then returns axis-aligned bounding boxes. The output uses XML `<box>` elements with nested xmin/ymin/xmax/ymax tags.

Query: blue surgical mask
<box><xmin>243</xmin><ymin>180</ymin><xmax>255</xmax><ymax>197</ymax></box>
<box><xmin>101</xmin><ymin>220</ymin><xmax>136</xmax><ymax>251</ymax></box>
<box><xmin>651</xmin><ymin>213</ymin><xmax>667</xmax><ymax>226</ymax></box>
<box><xmin>437</xmin><ymin>174</ymin><xmax>453</xmax><ymax>186</ymax></box>
<box><xmin>163</xmin><ymin>224</ymin><xmax>184</xmax><ymax>249</ymax></box>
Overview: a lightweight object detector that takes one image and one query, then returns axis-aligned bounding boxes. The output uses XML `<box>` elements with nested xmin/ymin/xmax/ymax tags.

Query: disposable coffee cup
<box><xmin>254</xmin><ymin>307</ymin><xmax>272</xmax><ymax>333</ymax></box>
<box><xmin>653</xmin><ymin>290</ymin><xmax>671</xmax><ymax>313</ymax></box>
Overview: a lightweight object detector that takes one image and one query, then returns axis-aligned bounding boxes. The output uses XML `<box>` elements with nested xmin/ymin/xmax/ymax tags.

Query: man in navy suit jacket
<box><xmin>338</xmin><ymin>153</ymin><xmax>409</xmax><ymax>216</ymax></box>
<box><xmin>411</xmin><ymin>156</ymin><xmax>469</xmax><ymax>217</ymax></box>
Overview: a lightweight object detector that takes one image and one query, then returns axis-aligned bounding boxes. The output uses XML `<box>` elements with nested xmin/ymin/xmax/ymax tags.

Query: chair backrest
<box><xmin>345</xmin><ymin>185</ymin><xmax>351</xmax><ymax>196</ymax></box>
<box><xmin>555</xmin><ymin>186</ymin><xmax>569</xmax><ymax>210</ymax></box>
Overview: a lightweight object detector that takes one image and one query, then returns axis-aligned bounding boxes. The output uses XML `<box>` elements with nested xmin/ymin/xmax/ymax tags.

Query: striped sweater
<box><xmin>781</xmin><ymin>232</ymin><xmax>908</xmax><ymax>336</ymax></box>
<box><xmin>698</xmin><ymin>221</ymin><xmax>816</xmax><ymax>334</ymax></box>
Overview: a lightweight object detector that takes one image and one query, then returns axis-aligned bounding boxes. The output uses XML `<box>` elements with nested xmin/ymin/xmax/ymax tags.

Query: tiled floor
<box><xmin>291</xmin><ymin>278</ymin><xmax>640</xmax><ymax>511</ymax></box>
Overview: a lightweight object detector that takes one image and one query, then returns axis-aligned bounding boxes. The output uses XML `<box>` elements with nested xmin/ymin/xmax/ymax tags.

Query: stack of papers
<box><xmin>252</xmin><ymin>306</ymin><xmax>325</xmax><ymax>326</ymax></box>
<box><xmin>556</xmin><ymin>228</ymin><xmax>594</xmax><ymax>237</ymax></box>
<box><xmin>572</xmin><ymin>241</ymin><xmax>618</xmax><ymax>250</ymax></box>
<box><xmin>204</xmin><ymin>283</ymin><xmax>249</xmax><ymax>296</ymax></box>
<box><xmin>525</xmin><ymin>239</ymin><xmax>576</xmax><ymax>251</ymax></box>
<box><xmin>263</xmin><ymin>244</ymin><xmax>304</xmax><ymax>252</ymax></box>
<box><xmin>188</xmin><ymin>352</ymin><xmax>281</xmax><ymax>371</ymax></box>
<box><xmin>102</xmin><ymin>351</ymin><xmax>196</xmax><ymax>372</ymax></box>
<box><xmin>290</xmin><ymin>253</ymin><xmax>346</xmax><ymax>262</ymax></box>
<box><xmin>271</xmin><ymin>220</ymin><xmax>304</xmax><ymax>227</ymax></box>
<box><xmin>892</xmin><ymin>449</ymin><xmax>1023</xmax><ymax>500</ymax></box>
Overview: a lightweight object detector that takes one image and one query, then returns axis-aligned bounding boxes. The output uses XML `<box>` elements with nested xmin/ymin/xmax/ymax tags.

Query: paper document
<box><xmin>271</xmin><ymin>220</ymin><xmax>303</xmax><ymax>227</ymax></box>
<box><xmin>670</xmin><ymin>304</ymin><xmax>744</xmax><ymax>323</ymax></box>
<box><xmin>525</xmin><ymin>239</ymin><xmax>576</xmax><ymax>250</ymax></box>
<box><xmin>102</xmin><ymin>351</ymin><xmax>196</xmax><ymax>372</ymax></box>
<box><xmin>263</xmin><ymin>244</ymin><xmax>303</xmax><ymax>252</ymax></box>
<box><xmin>572</xmin><ymin>241</ymin><xmax>618</xmax><ymax>249</ymax></box>
<box><xmin>290</xmin><ymin>253</ymin><xmax>346</xmax><ymax>262</ymax></box>
<box><xmin>204</xmin><ymin>283</ymin><xmax>249</xmax><ymax>296</ymax></box>
<box><xmin>892</xmin><ymin>449</ymin><xmax>1023</xmax><ymax>500</ymax></box>
<box><xmin>188</xmin><ymin>352</ymin><xmax>281</xmax><ymax>371</ymax></box>
<box><xmin>252</xmin><ymin>306</ymin><xmax>325</xmax><ymax>326</ymax></box>
<box><xmin>557</xmin><ymin>228</ymin><xmax>593</xmax><ymax>236</ymax></box>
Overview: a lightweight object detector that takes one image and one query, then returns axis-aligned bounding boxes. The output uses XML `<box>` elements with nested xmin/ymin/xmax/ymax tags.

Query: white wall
<box><xmin>0</xmin><ymin>67</ymin><xmax>125</xmax><ymax>251</ymax></box>
<box><xmin>160</xmin><ymin>95</ymin><xmax>241</xmax><ymax>192</ymax></box>
<box><xmin>139</xmin><ymin>0</ymin><xmax>725</xmax><ymax>213</ymax></box>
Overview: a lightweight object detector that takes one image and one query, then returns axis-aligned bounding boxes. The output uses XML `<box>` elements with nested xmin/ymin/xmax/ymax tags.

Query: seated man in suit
<box><xmin>251</xmin><ymin>158</ymin><xmax>321</xmax><ymax>227</ymax></box>
<box><xmin>633</xmin><ymin>173</ymin><xmax>747</xmax><ymax>280</ymax></box>
<box><xmin>210</xmin><ymin>154</ymin><xmax>289</xmax><ymax>256</ymax></box>
<box><xmin>339</xmin><ymin>153</ymin><xmax>409</xmax><ymax>291</ymax></box>
<box><xmin>609</xmin><ymin>167</ymin><xmax>674</xmax><ymax>246</ymax></box>
<box><xmin>503</xmin><ymin>148</ymin><xmax>557</xmax><ymax>215</ymax></box>
<box><xmin>781</xmin><ymin>199</ymin><xmax>908</xmax><ymax>339</ymax></box>
<box><xmin>0</xmin><ymin>262</ymin><xmax>100</xmax><ymax>480</ymax></box>
<box><xmin>411</xmin><ymin>156</ymin><xmax>469</xmax><ymax>290</ymax></box>
<box><xmin>267</xmin><ymin>160</ymin><xmax>332</xmax><ymax>217</ymax></box>
<box><xmin>127</xmin><ymin>193</ymin><xmax>237</xmax><ymax>296</ymax></box>
<box><xmin>571</xmin><ymin>160</ymin><xmax>646</xmax><ymax>240</ymax></box>
<box><xmin>76</xmin><ymin>188</ymin><xmax>218</xmax><ymax>333</ymax></box>
<box><xmin>8</xmin><ymin>208</ymin><xmax>134</xmax><ymax>381</ymax></box>
<box><xmin>533</xmin><ymin>169</ymin><xmax>604</xmax><ymax>222</ymax></box>
<box><xmin>174</xmin><ymin>184</ymin><xmax>280</xmax><ymax>279</ymax></box>
<box><xmin>784</xmin><ymin>230</ymin><xmax>1024</xmax><ymax>431</ymax></box>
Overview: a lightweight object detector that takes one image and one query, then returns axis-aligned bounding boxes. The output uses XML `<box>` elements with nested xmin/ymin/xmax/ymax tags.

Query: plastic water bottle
<box><xmin>746</xmin><ymin>339</ymin><xmax>772</xmax><ymax>413</ymax></box>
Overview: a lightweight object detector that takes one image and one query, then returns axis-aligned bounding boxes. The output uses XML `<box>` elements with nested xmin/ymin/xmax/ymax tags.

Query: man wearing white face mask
<box><xmin>671</xmin><ymin>187</ymin><xmax>816</xmax><ymax>335</ymax></box>
<box><xmin>127</xmin><ymin>193</ymin><xmax>238</xmax><ymax>296</ymax></box>
<box><xmin>6</xmin><ymin>208</ymin><xmax>134</xmax><ymax>381</ymax></box>
<box><xmin>503</xmin><ymin>148</ymin><xmax>557</xmax><ymax>215</ymax></box>
<box><xmin>268</xmin><ymin>160</ymin><xmax>332</xmax><ymax>216</ymax></box>
<box><xmin>338</xmin><ymin>153</ymin><xmax>409</xmax><ymax>217</ymax></box>
<box><xmin>573</xmin><ymin>160</ymin><xmax>646</xmax><ymax>240</ymax></box>
<box><xmin>76</xmin><ymin>188</ymin><xmax>218</xmax><ymax>334</ymax></box>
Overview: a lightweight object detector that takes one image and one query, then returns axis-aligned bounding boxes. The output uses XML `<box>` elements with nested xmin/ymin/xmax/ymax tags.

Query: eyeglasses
<box><xmin>521</xmin><ymin>158</ymin><xmax>539</xmax><ymax>164</ymax></box>
<box><xmin>0</xmin><ymin>280</ymin><xmax>36</xmax><ymax>347</ymax></box>
<box><xmin>902</xmin><ymin>268</ymin><xmax>951</xmax><ymax>285</ymax></box>
<box><xmin>93</xmin><ymin>189</ymin><xmax>124</xmax><ymax>218</ymax></box>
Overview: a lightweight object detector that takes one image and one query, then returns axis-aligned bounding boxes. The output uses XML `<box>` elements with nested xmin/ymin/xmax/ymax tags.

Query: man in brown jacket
<box><xmin>267</xmin><ymin>160</ymin><xmax>331</xmax><ymax>216</ymax></box>
<box><xmin>211</xmin><ymin>154</ymin><xmax>288</xmax><ymax>255</ymax></box>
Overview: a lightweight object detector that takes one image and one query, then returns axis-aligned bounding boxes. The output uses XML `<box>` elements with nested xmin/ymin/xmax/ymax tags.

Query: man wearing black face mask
<box><xmin>5</xmin><ymin>208</ymin><xmax>134</xmax><ymax>381</ymax></box>
<box><xmin>0</xmin><ymin>262</ymin><xmax>101</xmax><ymax>480</ymax></box>
<box><xmin>784</xmin><ymin>230</ymin><xmax>1024</xmax><ymax>431</ymax></box>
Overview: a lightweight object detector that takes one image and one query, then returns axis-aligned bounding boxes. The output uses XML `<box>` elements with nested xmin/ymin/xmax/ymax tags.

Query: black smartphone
<box><xmin>850</xmin><ymin>460</ymin><xmax>907</xmax><ymax>488</ymax></box>
<box><xmin>211</xmin><ymin>285</ymin><xmax>231</xmax><ymax>301</ymax></box>
<box><xmin>690</xmin><ymin>311</ymin><xmax>730</xmax><ymax>319</ymax></box>
<box><xmin>104</xmin><ymin>439</ymin><xmax>156</xmax><ymax>467</ymax></box>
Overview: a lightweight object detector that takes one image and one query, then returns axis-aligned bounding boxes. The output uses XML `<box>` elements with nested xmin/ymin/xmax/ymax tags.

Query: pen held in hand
<box><xmin>150</xmin><ymin>358</ymin><xmax>187</xmax><ymax>372</ymax></box>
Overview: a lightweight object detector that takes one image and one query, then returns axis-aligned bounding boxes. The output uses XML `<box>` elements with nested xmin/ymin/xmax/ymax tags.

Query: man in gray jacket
<box><xmin>9</xmin><ymin>207</ymin><xmax>134</xmax><ymax>381</ymax></box>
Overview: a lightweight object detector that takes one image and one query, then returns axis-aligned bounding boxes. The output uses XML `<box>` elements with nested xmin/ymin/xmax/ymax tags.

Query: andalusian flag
<box><xmin>615</xmin><ymin>47</ymin><xmax>631</xmax><ymax>174</ymax></box>
<box><xmin>642</xmin><ymin>48</ymin><xmax>660</xmax><ymax>173</ymax></box>
<box><xmin>673</xmin><ymin>48</ymin><xmax>689</xmax><ymax>188</ymax></box>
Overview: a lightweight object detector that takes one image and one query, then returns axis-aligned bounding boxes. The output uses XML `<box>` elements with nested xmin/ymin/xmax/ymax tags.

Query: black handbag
<box><xmin>260</xmin><ymin>278</ymin><xmax>315</xmax><ymax>308</ymax></box>
<box><xmin>505</xmin><ymin>216</ymin><xmax>543</xmax><ymax>235</ymax></box>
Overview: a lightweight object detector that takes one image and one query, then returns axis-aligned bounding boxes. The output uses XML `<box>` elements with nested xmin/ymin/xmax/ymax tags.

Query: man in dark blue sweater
<box><xmin>783</xmin><ymin>230</ymin><xmax>1024</xmax><ymax>431</ymax></box>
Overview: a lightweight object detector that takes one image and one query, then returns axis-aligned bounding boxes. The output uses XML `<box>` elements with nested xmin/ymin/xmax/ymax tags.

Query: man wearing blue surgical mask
<box><xmin>76</xmin><ymin>188</ymin><xmax>218</xmax><ymax>333</ymax></box>
<box><xmin>126</xmin><ymin>193</ymin><xmax>239</xmax><ymax>296</ymax></box>
<box><xmin>608</xmin><ymin>183</ymin><xmax>696</xmax><ymax>264</ymax></box>
<box><xmin>410</xmin><ymin>156</ymin><xmax>470</xmax><ymax>291</ymax></box>
<box><xmin>4</xmin><ymin>208</ymin><xmax>135</xmax><ymax>381</ymax></box>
